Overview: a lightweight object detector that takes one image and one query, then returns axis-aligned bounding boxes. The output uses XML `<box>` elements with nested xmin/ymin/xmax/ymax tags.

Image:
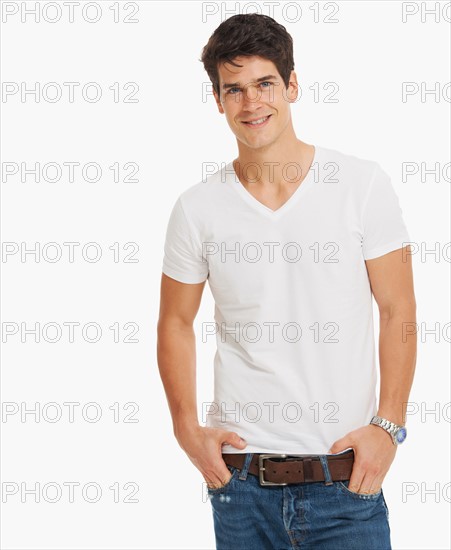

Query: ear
<box><xmin>213</xmin><ymin>89</ymin><xmax>225</xmax><ymax>114</ymax></box>
<box><xmin>285</xmin><ymin>70</ymin><xmax>299</xmax><ymax>103</ymax></box>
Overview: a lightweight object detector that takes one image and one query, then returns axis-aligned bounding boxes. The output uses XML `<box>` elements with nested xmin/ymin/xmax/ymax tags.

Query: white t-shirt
<box><xmin>162</xmin><ymin>145</ymin><xmax>411</xmax><ymax>454</ymax></box>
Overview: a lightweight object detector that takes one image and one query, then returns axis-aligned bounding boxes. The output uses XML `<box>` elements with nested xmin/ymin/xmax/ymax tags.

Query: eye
<box><xmin>260</xmin><ymin>81</ymin><xmax>273</xmax><ymax>88</ymax></box>
<box><xmin>227</xmin><ymin>87</ymin><xmax>241</xmax><ymax>95</ymax></box>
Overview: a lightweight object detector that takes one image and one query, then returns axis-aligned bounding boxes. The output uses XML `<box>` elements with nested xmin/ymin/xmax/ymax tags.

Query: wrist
<box><xmin>370</xmin><ymin>414</ymin><xmax>407</xmax><ymax>445</ymax></box>
<box><xmin>376</xmin><ymin>410</ymin><xmax>405</xmax><ymax>426</ymax></box>
<box><xmin>173</xmin><ymin>418</ymin><xmax>201</xmax><ymax>440</ymax></box>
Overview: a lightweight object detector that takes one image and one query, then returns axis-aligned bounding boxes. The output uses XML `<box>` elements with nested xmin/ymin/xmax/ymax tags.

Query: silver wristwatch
<box><xmin>370</xmin><ymin>415</ymin><xmax>407</xmax><ymax>445</ymax></box>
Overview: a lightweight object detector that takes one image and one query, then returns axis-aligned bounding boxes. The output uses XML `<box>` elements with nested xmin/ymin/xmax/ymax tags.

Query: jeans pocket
<box><xmin>206</xmin><ymin>465</ymin><xmax>239</xmax><ymax>494</ymax></box>
<box><xmin>381</xmin><ymin>491</ymin><xmax>390</xmax><ymax>521</ymax></box>
<box><xmin>337</xmin><ymin>479</ymin><xmax>382</xmax><ymax>499</ymax></box>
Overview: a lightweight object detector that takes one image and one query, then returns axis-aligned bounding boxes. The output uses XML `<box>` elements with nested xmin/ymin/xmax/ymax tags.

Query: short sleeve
<box><xmin>162</xmin><ymin>196</ymin><xmax>209</xmax><ymax>284</ymax></box>
<box><xmin>361</xmin><ymin>164</ymin><xmax>411</xmax><ymax>260</ymax></box>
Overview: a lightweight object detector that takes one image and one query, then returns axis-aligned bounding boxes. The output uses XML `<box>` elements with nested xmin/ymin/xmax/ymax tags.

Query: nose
<box><xmin>242</xmin><ymin>83</ymin><xmax>263</xmax><ymax>111</ymax></box>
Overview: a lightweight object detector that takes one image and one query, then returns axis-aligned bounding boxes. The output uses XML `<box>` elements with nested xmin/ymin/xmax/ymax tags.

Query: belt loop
<box><xmin>303</xmin><ymin>457</ymin><xmax>313</xmax><ymax>481</ymax></box>
<box><xmin>319</xmin><ymin>455</ymin><xmax>334</xmax><ymax>486</ymax></box>
<box><xmin>238</xmin><ymin>453</ymin><xmax>254</xmax><ymax>480</ymax></box>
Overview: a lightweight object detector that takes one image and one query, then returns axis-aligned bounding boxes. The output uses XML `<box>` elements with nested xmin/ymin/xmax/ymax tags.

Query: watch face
<box><xmin>396</xmin><ymin>427</ymin><xmax>407</xmax><ymax>444</ymax></box>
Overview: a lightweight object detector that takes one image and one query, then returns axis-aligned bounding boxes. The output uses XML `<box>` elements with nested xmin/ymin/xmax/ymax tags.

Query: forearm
<box><xmin>376</xmin><ymin>304</ymin><xmax>417</xmax><ymax>426</ymax></box>
<box><xmin>157</xmin><ymin>321</ymin><xmax>200</xmax><ymax>439</ymax></box>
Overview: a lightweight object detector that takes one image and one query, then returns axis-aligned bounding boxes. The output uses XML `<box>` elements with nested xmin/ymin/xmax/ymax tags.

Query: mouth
<box><xmin>241</xmin><ymin>114</ymin><xmax>272</xmax><ymax>128</ymax></box>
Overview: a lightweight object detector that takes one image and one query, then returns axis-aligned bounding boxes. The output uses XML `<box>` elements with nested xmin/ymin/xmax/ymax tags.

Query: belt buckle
<box><xmin>258</xmin><ymin>454</ymin><xmax>289</xmax><ymax>486</ymax></box>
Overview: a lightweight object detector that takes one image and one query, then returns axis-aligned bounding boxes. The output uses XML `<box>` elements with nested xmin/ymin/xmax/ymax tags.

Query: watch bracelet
<box><xmin>371</xmin><ymin>415</ymin><xmax>401</xmax><ymax>435</ymax></box>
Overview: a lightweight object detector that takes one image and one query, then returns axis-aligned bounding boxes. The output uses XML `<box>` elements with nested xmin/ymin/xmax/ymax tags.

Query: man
<box><xmin>157</xmin><ymin>13</ymin><xmax>416</xmax><ymax>550</ymax></box>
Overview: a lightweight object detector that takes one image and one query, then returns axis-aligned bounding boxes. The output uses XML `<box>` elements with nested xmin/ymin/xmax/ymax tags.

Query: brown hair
<box><xmin>200</xmin><ymin>13</ymin><xmax>295</xmax><ymax>97</ymax></box>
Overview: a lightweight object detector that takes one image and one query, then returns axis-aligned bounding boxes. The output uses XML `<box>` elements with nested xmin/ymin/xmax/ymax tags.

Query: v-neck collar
<box><xmin>226</xmin><ymin>146</ymin><xmax>320</xmax><ymax>221</ymax></box>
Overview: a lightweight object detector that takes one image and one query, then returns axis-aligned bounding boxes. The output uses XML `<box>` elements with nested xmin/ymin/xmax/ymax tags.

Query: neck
<box><xmin>234</xmin><ymin>135</ymin><xmax>314</xmax><ymax>187</ymax></box>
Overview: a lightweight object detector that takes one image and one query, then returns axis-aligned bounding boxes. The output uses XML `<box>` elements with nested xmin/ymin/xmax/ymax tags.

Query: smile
<box><xmin>242</xmin><ymin>115</ymin><xmax>272</xmax><ymax>128</ymax></box>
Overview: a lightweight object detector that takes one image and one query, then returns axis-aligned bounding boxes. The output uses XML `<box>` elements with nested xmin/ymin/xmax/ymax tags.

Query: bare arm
<box><xmin>366</xmin><ymin>246</ymin><xmax>417</xmax><ymax>427</ymax></box>
<box><xmin>157</xmin><ymin>273</ymin><xmax>205</xmax><ymax>437</ymax></box>
<box><xmin>157</xmin><ymin>273</ymin><xmax>247</xmax><ymax>488</ymax></box>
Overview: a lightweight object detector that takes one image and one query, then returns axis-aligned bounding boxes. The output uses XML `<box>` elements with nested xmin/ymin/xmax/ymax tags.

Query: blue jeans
<box><xmin>207</xmin><ymin>452</ymin><xmax>391</xmax><ymax>550</ymax></box>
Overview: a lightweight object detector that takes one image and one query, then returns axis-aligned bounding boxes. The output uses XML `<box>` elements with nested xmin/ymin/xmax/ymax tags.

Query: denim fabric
<box><xmin>207</xmin><ymin>452</ymin><xmax>391</xmax><ymax>550</ymax></box>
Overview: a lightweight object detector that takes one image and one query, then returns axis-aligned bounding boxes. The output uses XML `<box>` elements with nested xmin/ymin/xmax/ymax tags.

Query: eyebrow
<box><xmin>221</xmin><ymin>74</ymin><xmax>278</xmax><ymax>90</ymax></box>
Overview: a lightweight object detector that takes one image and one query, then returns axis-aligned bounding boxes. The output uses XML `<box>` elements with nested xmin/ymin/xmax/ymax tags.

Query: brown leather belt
<box><xmin>222</xmin><ymin>450</ymin><xmax>354</xmax><ymax>486</ymax></box>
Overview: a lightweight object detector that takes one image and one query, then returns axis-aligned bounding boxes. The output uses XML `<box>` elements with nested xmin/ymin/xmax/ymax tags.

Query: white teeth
<box><xmin>246</xmin><ymin>116</ymin><xmax>268</xmax><ymax>125</ymax></box>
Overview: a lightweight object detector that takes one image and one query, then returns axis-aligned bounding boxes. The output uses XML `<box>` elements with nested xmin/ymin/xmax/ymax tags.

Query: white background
<box><xmin>1</xmin><ymin>1</ymin><xmax>450</xmax><ymax>549</ymax></box>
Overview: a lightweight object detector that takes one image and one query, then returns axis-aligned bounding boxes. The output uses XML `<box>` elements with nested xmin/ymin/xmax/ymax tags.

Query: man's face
<box><xmin>213</xmin><ymin>55</ymin><xmax>298</xmax><ymax>150</ymax></box>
